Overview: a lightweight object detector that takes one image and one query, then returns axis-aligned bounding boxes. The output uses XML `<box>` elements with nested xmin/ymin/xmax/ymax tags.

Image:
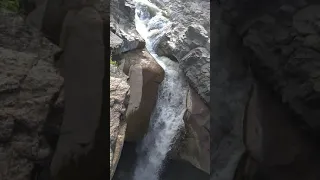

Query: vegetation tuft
<box><xmin>110</xmin><ymin>54</ymin><xmax>117</xmax><ymax>66</ymax></box>
<box><xmin>0</xmin><ymin>0</ymin><xmax>19</xmax><ymax>12</ymax></box>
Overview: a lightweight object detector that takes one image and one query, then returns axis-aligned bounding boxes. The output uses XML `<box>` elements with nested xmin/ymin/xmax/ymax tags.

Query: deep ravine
<box><xmin>131</xmin><ymin>0</ymin><xmax>188</xmax><ymax>179</ymax></box>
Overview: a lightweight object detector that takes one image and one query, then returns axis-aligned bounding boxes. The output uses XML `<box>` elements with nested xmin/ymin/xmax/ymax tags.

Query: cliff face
<box><xmin>220</xmin><ymin>0</ymin><xmax>320</xmax><ymax>136</ymax></box>
<box><xmin>150</xmin><ymin>0</ymin><xmax>211</xmax><ymax>105</ymax></box>
<box><xmin>110</xmin><ymin>0</ymin><xmax>211</xmax><ymax>175</ymax></box>
<box><xmin>211</xmin><ymin>0</ymin><xmax>320</xmax><ymax>179</ymax></box>
<box><xmin>0</xmin><ymin>9</ymin><xmax>63</xmax><ymax>180</ymax></box>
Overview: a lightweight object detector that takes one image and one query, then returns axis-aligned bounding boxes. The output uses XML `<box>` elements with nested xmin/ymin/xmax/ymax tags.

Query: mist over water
<box><xmin>132</xmin><ymin>0</ymin><xmax>188</xmax><ymax>180</ymax></box>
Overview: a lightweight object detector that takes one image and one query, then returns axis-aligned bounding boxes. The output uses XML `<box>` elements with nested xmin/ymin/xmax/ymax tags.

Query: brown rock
<box><xmin>243</xmin><ymin>82</ymin><xmax>320</xmax><ymax>180</ymax></box>
<box><xmin>50</xmin><ymin>6</ymin><xmax>105</xmax><ymax>180</ymax></box>
<box><xmin>122</xmin><ymin>49</ymin><xmax>164</xmax><ymax>141</ymax></box>
<box><xmin>110</xmin><ymin>68</ymin><xmax>130</xmax><ymax>179</ymax></box>
<box><xmin>246</xmin><ymin>82</ymin><xmax>302</xmax><ymax>166</ymax></box>
<box><xmin>178</xmin><ymin>88</ymin><xmax>210</xmax><ymax>173</ymax></box>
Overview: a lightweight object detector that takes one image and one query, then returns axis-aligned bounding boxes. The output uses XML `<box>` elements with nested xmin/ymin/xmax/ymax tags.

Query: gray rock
<box><xmin>110</xmin><ymin>69</ymin><xmax>130</xmax><ymax>179</ymax></box>
<box><xmin>0</xmin><ymin>9</ymin><xmax>62</xmax><ymax>180</ymax></box>
<box><xmin>293</xmin><ymin>5</ymin><xmax>320</xmax><ymax>35</ymax></box>
<box><xmin>149</xmin><ymin>0</ymin><xmax>210</xmax><ymax>33</ymax></box>
<box><xmin>180</xmin><ymin>47</ymin><xmax>210</xmax><ymax>105</ymax></box>
<box><xmin>0</xmin><ymin>112</ymin><xmax>14</xmax><ymax>142</ymax></box>
<box><xmin>210</xmin><ymin>19</ymin><xmax>253</xmax><ymax>180</ymax></box>
<box><xmin>110</xmin><ymin>31</ymin><xmax>124</xmax><ymax>54</ymax></box>
<box><xmin>154</xmin><ymin>23</ymin><xmax>210</xmax><ymax>105</ymax></box>
<box><xmin>303</xmin><ymin>34</ymin><xmax>320</xmax><ymax>51</ymax></box>
<box><xmin>110</xmin><ymin>0</ymin><xmax>145</xmax><ymax>54</ymax></box>
<box><xmin>0</xmin><ymin>47</ymin><xmax>36</xmax><ymax>93</ymax></box>
<box><xmin>54</xmin><ymin>87</ymin><xmax>64</xmax><ymax>109</ymax></box>
<box><xmin>156</xmin><ymin>23</ymin><xmax>209</xmax><ymax>60</ymax></box>
<box><xmin>0</xmin><ymin>145</ymin><xmax>34</xmax><ymax>180</ymax></box>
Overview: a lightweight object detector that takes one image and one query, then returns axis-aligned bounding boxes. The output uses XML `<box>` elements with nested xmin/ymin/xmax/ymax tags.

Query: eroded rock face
<box><xmin>141</xmin><ymin>0</ymin><xmax>210</xmax><ymax>106</ymax></box>
<box><xmin>220</xmin><ymin>1</ymin><xmax>320</xmax><ymax>134</ymax></box>
<box><xmin>178</xmin><ymin>88</ymin><xmax>210</xmax><ymax>173</ymax></box>
<box><xmin>110</xmin><ymin>0</ymin><xmax>145</xmax><ymax>54</ymax></box>
<box><xmin>0</xmin><ymin>10</ymin><xmax>63</xmax><ymax>180</ymax></box>
<box><xmin>110</xmin><ymin>65</ymin><xmax>130</xmax><ymax>180</ymax></box>
<box><xmin>149</xmin><ymin>0</ymin><xmax>210</xmax><ymax>33</ymax></box>
<box><xmin>121</xmin><ymin>49</ymin><xmax>164</xmax><ymax>141</ymax></box>
<box><xmin>110</xmin><ymin>31</ymin><xmax>124</xmax><ymax>54</ymax></box>
<box><xmin>180</xmin><ymin>47</ymin><xmax>210</xmax><ymax>104</ymax></box>
<box><xmin>214</xmin><ymin>0</ymin><xmax>320</xmax><ymax>179</ymax></box>
<box><xmin>241</xmin><ymin>82</ymin><xmax>320</xmax><ymax>180</ymax></box>
<box><xmin>156</xmin><ymin>24</ymin><xmax>210</xmax><ymax>60</ymax></box>
<box><xmin>155</xmin><ymin>23</ymin><xmax>210</xmax><ymax>105</ymax></box>
<box><xmin>246</xmin><ymin>83</ymin><xmax>303</xmax><ymax>166</ymax></box>
<box><xmin>50</xmin><ymin>6</ymin><xmax>106</xmax><ymax>180</ymax></box>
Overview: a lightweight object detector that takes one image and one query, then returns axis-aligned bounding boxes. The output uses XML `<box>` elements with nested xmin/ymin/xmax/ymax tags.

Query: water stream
<box><xmin>132</xmin><ymin>0</ymin><xmax>188</xmax><ymax>180</ymax></box>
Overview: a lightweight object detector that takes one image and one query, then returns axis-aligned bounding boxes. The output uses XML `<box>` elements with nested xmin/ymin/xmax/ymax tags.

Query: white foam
<box><xmin>132</xmin><ymin>0</ymin><xmax>188</xmax><ymax>180</ymax></box>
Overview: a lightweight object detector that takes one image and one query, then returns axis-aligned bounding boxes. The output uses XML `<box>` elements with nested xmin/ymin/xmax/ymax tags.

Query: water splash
<box><xmin>132</xmin><ymin>0</ymin><xmax>188</xmax><ymax>180</ymax></box>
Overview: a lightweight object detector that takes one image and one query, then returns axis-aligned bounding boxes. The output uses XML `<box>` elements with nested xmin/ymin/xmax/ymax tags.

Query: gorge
<box><xmin>0</xmin><ymin>0</ymin><xmax>210</xmax><ymax>179</ymax></box>
<box><xmin>132</xmin><ymin>0</ymin><xmax>188</xmax><ymax>179</ymax></box>
<box><xmin>110</xmin><ymin>0</ymin><xmax>210</xmax><ymax>179</ymax></box>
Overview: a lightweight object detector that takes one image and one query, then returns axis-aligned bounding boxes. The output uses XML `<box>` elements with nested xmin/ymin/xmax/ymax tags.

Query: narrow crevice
<box><xmin>30</xmin><ymin>83</ymin><xmax>64</xmax><ymax>180</ymax></box>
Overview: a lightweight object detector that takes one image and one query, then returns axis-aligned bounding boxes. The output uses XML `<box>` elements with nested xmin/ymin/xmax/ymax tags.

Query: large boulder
<box><xmin>155</xmin><ymin>24</ymin><xmax>210</xmax><ymax>105</ymax></box>
<box><xmin>49</xmin><ymin>6</ymin><xmax>106</xmax><ymax>180</ymax></box>
<box><xmin>246</xmin><ymin>83</ymin><xmax>302</xmax><ymax>167</ymax></box>
<box><xmin>110</xmin><ymin>65</ymin><xmax>130</xmax><ymax>180</ymax></box>
<box><xmin>215</xmin><ymin>0</ymin><xmax>320</xmax><ymax>179</ymax></box>
<box><xmin>177</xmin><ymin>88</ymin><xmax>210</xmax><ymax>173</ymax></box>
<box><xmin>240</xmin><ymin>82</ymin><xmax>320</xmax><ymax>180</ymax></box>
<box><xmin>121</xmin><ymin>49</ymin><xmax>164</xmax><ymax>142</ymax></box>
<box><xmin>180</xmin><ymin>47</ymin><xmax>210</xmax><ymax>104</ymax></box>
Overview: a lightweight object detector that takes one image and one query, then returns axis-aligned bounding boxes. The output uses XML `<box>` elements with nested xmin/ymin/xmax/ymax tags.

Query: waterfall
<box><xmin>132</xmin><ymin>0</ymin><xmax>188</xmax><ymax>180</ymax></box>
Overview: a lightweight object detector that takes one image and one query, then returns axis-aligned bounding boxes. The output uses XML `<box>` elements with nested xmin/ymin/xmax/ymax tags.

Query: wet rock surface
<box><xmin>121</xmin><ymin>48</ymin><xmax>164</xmax><ymax>142</ymax></box>
<box><xmin>177</xmin><ymin>88</ymin><xmax>210</xmax><ymax>173</ymax></box>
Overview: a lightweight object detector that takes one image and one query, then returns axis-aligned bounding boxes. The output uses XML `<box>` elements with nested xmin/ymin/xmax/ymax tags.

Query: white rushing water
<box><xmin>132</xmin><ymin>0</ymin><xmax>188</xmax><ymax>180</ymax></box>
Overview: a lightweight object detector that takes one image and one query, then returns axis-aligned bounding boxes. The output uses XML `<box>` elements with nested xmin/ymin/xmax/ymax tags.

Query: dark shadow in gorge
<box><xmin>113</xmin><ymin>142</ymin><xmax>209</xmax><ymax>180</ymax></box>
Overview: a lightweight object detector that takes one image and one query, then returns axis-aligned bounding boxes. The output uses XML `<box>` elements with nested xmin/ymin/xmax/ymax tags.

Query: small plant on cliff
<box><xmin>110</xmin><ymin>54</ymin><xmax>117</xmax><ymax>66</ymax></box>
<box><xmin>0</xmin><ymin>0</ymin><xmax>19</xmax><ymax>12</ymax></box>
